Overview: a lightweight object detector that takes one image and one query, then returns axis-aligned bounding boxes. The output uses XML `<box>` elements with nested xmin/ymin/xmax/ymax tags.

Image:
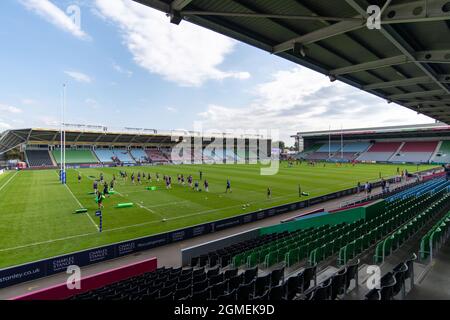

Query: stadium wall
<box><xmin>0</xmin><ymin>167</ymin><xmax>438</xmax><ymax>289</ymax></box>
<box><xmin>259</xmin><ymin>206</ymin><xmax>366</xmax><ymax>235</ymax></box>
<box><xmin>11</xmin><ymin>258</ymin><xmax>157</xmax><ymax>300</ymax></box>
<box><xmin>181</xmin><ymin>229</ymin><xmax>260</xmax><ymax>266</ymax></box>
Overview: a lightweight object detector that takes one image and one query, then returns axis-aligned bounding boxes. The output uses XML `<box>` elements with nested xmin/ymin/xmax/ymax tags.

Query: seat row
<box><xmin>419</xmin><ymin>210</ymin><xmax>450</xmax><ymax>261</ymax></box>
<box><xmin>374</xmin><ymin>192</ymin><xmax>450</xmax><ymax>263</ymax></box>
<box><xmin>365</xmin><ymin>255</ymin><xmax>416</xmax><ymax>300</ymax></box>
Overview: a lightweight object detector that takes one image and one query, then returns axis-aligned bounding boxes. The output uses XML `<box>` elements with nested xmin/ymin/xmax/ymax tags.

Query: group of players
<box><xmin>81</xmin><ymin>170</ymin><xmax>238</xmax><ymax>210</ymax></box>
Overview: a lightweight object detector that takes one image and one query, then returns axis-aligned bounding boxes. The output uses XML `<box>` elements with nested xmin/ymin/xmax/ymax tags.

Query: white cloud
<box><xmin>19</xmin><ymin>0</ymin><xmax>90</xmax><ymax>40</ymax></box>
<box><xmin>85</xmin><ymin>98</ymin><xmax>99</xmax><ymax>109</ymax></box>
<box><xmin>38</xmin><ymin>116</ymin><xmax>59</xmax><ymax>126</ymax></box>
<box><xmin>64</xmin><ymin>70</ymin><xmax>92</xmax><ymax>83</ymax></box>
<box><xmin>112</xmin><ymin>62</ymin><xmax>133</xmax><ymax>77</ymax></box>
<box><xmin>0</xmin><ymin>104</ymin><xmax>22</xmax><ymax>114</ymax></box>
<box><xmin>94</xmin><ymin>0</ymin><xmax>250</xmax><ymax>87</ymax></box>
<box><xmin>198</xmin><ymin>67</ymin><xmax>434</xmax><ymax>142</ymax></box>
<box><xmin>166</xmin><ymin>107</ymin><xmax>178</xmax><ymax>113</ymax></box>
<box><xmin>0</xmin><ymin>120</ymin><xmax>12</xmax><ymax>130</ymax></box>
<box><xmin>21</xmin><ymin>99</ymin><xmax>37</xmax><ymax>105</ymax></box>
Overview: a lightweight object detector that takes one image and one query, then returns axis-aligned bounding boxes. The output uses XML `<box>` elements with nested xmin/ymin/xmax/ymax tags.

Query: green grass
<box><xmin>0</xmin><ymin>162</ymin><xmax>435</xmax><ymax>269</ymax></box>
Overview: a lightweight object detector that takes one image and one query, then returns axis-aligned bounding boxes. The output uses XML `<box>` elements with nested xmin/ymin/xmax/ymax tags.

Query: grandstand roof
<box><xmin>0</xmin><ymin>127</ymin><xmax>265</xmax><ymax>154</ymax></box>
<box><xmin>294</xmin><ymin>122</ymin><xmax>450</xmax><ymax>140</ymax></box>
<box><xmin>133</xmin><ymin>0</ymin><xmax>450</xmax><ymax>123</ymax></box>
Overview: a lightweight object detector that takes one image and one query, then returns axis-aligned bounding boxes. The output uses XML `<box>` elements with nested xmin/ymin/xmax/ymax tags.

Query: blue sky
<box><xmin>0</xmin><ymin>0</ymin><xmax>434</xmax><ymax>143</ymax></box>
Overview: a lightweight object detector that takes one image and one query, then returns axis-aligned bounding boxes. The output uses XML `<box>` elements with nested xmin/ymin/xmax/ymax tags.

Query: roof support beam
<box><xmin>172</xmin><ymin>0</ymin><xmax>193</xmax><ymax>11</ymax></box>
<box><xmin>404</xmin><ymin>99</ymin><xmax>450</xmax><ymax>107</ymax></box>
<box><xmin>331</xmin><ymin>55</ymin><xmax>407</xmax><ymax>76</ymax></box>
<box><xmin>331</xmin><ymin>50</ymin><xmax>450</xmax><ymax>76</ymax></box>
<box><xmin>272</xmin><ymin>18</ymin><xmax>365</xmax><ymax>54</ymax></box>
<box><xmin>389</xmin><ymin>89</ymin><xmax>445</xmax><ymax>100</ymax></box>
<box><xmin>363</xmin><ymin>76</ymin><xmax>431</xmax><ymax>90</ymax></box>
<box><xmin>381</xmin><ymin>0</ymin><xmax>450</xmax><ymax>25</ymax></box>
<box><xmin>182</xmin><ymin>11</ymin><xmax>360</xmax><ymax>23</ymax></box>
<box><xmin>345</xmin><ymin>0</ymin><xmax>450</xmax><ymax>95</ymax></box>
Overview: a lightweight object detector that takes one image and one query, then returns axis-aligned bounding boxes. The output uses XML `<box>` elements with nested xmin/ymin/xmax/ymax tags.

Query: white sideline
<box><xmin>0</xmin><ymin>170</ymin><xmax>19</xmax><ymax>193</ymax></box>
<box><xmin>54</xmin><ymin>171</ymin><xmax>99</xmax><ymax>231</ymax></box>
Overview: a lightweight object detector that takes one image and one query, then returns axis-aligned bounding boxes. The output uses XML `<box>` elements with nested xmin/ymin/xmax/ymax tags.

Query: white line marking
<box><xmin>0</xmin><ymin>171</ymin><xmax>19</xmax><ymax>193</ymax></box>
<box><xmin>55</xmin><ymin>171</ymin><xmax>99</xmax><ymax>231</ymax></box>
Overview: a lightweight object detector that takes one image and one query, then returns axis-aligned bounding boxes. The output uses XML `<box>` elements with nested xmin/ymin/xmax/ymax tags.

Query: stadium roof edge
<box><xmin>132</xmin><ymin>0</ymin><xmax>450</xmax><ymax>124</ymax></box>
<box><xmin>293</xmin><ymin>122</ymin><xmax>450</xmax><ymax>138</ymax></box>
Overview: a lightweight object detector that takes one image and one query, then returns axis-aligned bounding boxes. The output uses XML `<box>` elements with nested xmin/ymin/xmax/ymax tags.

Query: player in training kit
<box><xmin>148</xmin><ymin>173</ymin><xmax>152</xmax><ymax>182</ymax></box>
<box><xmin>103</xmin><ymin>181</ymin><xmax>109</xmax><ymax>196</ymax></box>
<box><xmin>177</xmin><ymin>174</ymin><xmax>181</xmax><ymax>184</ymax></box>
<box><xmin>93</xmin><ymin>180</ymin><xmax>98</xmax><ymax>194</ymax></box>
<box><xmin>199</xmin><ymin>171</ymin><xmax>203</xmax><ymax>181</ymax></box>
<box><xmin>131</xmin><ymin>173</ymin><xmax>135</xmax><ymax>184</ymax></box>
<box><xmin>156</xmin><ymin>173</ymin><xmax>160</xmax><ymax>182</ymax></box>
<box><xmin>181</xmin><ymin>175</ymin><xmax>185</xmax><ymax>185</ymax></box>
<box><xmin>165</xmin><ymin>177</ymin><xmax>170</xmax><ymax>189</ymax></box>
<box><xmin>100</xmin><ymin>173</ymin><xmax>104</xmax><ymax>183</ymax></box>
<box><xmin>226</xmin><ymin>179</ymin><xmax>232</xmax><ymax>193</ymax></box>
<box><xmin>137</xmin><ymin>172</ymin><xmax>141</xmax><ymax>184</ymax></box>
<box><xmin>204</xmin><ymin>180</ymin><xmax>209</xmax><ymax>192</ymax></box>
<box><xmin>110</xmin><ymin>179</ymin><xmax>114</xmax><ymax>191</ymax></box>
<box><xmin>78</xmin><ymin>173</ymin><xmax>82</xmax><ymax>183</ymax></box>
<box><xmin>267</xmin><ymin>187</ymin><xmax>272</xmax><ymax>199</ymax></box>
<box><xmin>194</xmin><ymin>181</ymin><xmax>199</xmax><ymax>191</ymax></box>
<box><xmin>97</xmin><ymin>191</ymin><xmax>104</xmax><ymax>209</ymax></box>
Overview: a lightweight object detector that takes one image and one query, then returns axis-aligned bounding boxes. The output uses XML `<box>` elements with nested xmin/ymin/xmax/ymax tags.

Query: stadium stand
<box><xmin>356</xmin><ymin>142</ymin><xmax>402</xmax><ymax>162</ymax></box>
<box><xmin>297</xmin><ymin>144</ymin><xmax>322</xmax><ymax>159</ymax></box>
<box><xmin>113</xmin><ymin>149</ymin><xmax>135</xmax><ymax>164</ymax></box>
<box><xmin>225</xmin><ymin>149</ymin><xmax>237</xmax><ymax>161</ymax></box>
<box><xmin>317</xmin><ymin>143</ymin><xmax>341</xmax><ymax>153</ymax></box>
<box><xmin>342</xmin><ymin>142</ymin><xmax>371</xmax><ymax>153</ymax></box>
<box><xmin>94</xmin><ymin>149</ymin><xmax>116</xmax><ymax>163</ymax></box>
<box><xmin>130</xmin><ymin>149</ymin><xmax>149</xmax><ymax>163</ymax></box>
<box><xmin>25</xmin><ymin>150</ymin><xmax>54</xmax><ymax>167</ymax></box>
<box><xmin>389</xmin><ymin>141</ymin><xmax>438</xmax><ymax>164</ymax></box>
<box><xmin>146</xmin><ymin>149</ymin><xmax>169</xmax><ymax>163</ymax></box>
<box><xmin>419</xmin><ymin>210</ymin><xmax>450</xmax><ymax>262</ymax></box>
<box><xmin>305</xmin><ymin>152</ymin><xmax>330</xmax><ymax>160</ymax></box>
<box><xmin>365</xmin><ymin>255</ymin><xmax>416</xmax><ymax>300</ymax></box>
<box><xmin>52</xmin><ymin>149</ymin><xmax>98</xmax><ymax>164</ymax></box>
<box><xmin>431</xmin><ymin>141</ymin><xmax>450</xmax><ymax>164</ymax></box>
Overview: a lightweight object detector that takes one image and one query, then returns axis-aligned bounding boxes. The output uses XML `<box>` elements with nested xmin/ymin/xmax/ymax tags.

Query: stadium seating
<box><xmin>365</xmin><ymin>256</ymin><xmax>415</xmax><ymax>300</ymax></box>
<box><xmin>342</xmin><ymin>142</ymin><xmax>371</xmax><ymax>153</ymax></box>
<box><xmin>146</xmin><ymin>149</ymin><xmax>169</xmax><ymax>163</ymax></box>
<box><xmin>94</xmin><ymin>149</ymin><xmax>116</xmax><ymax>163</ymax></box>
<box><xmin>356</xmin><ymin>142</ymin><xmax>401</xmax><ymax>162</ymax></box>
<box><xmin>52</xmin><ymin>149</ymin><xmax>98</xmax><ymax>164</ymax></box>
<box><xmin>26</xmin><ymin>150</ymin><xmax>54</xmax><ymax>167</ymax></box>
<box><xmin>305</xmin><ymin>152</ymin><xmax>330</xmax><ymax>160</ymax></box>
<box><xmin>419</xmin><ymin>210</ymin><xmax>450</xmax><ymax>261</ymax></box>
<box><xmin>389</xmin><ymin>141</ymin><xmax>438</xmax><ymax>163</ymax></box>
<box><xmin>317</xmin><ymin>143</ymin><xmax>341</xmax><ymax>153</ymax></box>
<box><xmin>431</xmin><ymin>141</ymin><xmax>450</xmax><ymax>163</ymax></box>
<box><xmin>372</xmin><ymin>191</ymin><xmax>449</xmax><ymax>263</ymax></box>
<box><xmin>113</xmin><ymin>149</ymin><xmax>135</xmax><ymax>164</ymax></box>
<box><xmin>225</xmin><ymin>149</ymin><xmax>237</xmax><ymax>161</ymax></box>
<box><xmin>130</xmin><ymin>149</ymin><xmax>149</xmax><ymax>163</ymax></box>
<box><xmin>328</xmin><ymin>142</ymin><xmax>372</xmax><ymax>162</ymax></box>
